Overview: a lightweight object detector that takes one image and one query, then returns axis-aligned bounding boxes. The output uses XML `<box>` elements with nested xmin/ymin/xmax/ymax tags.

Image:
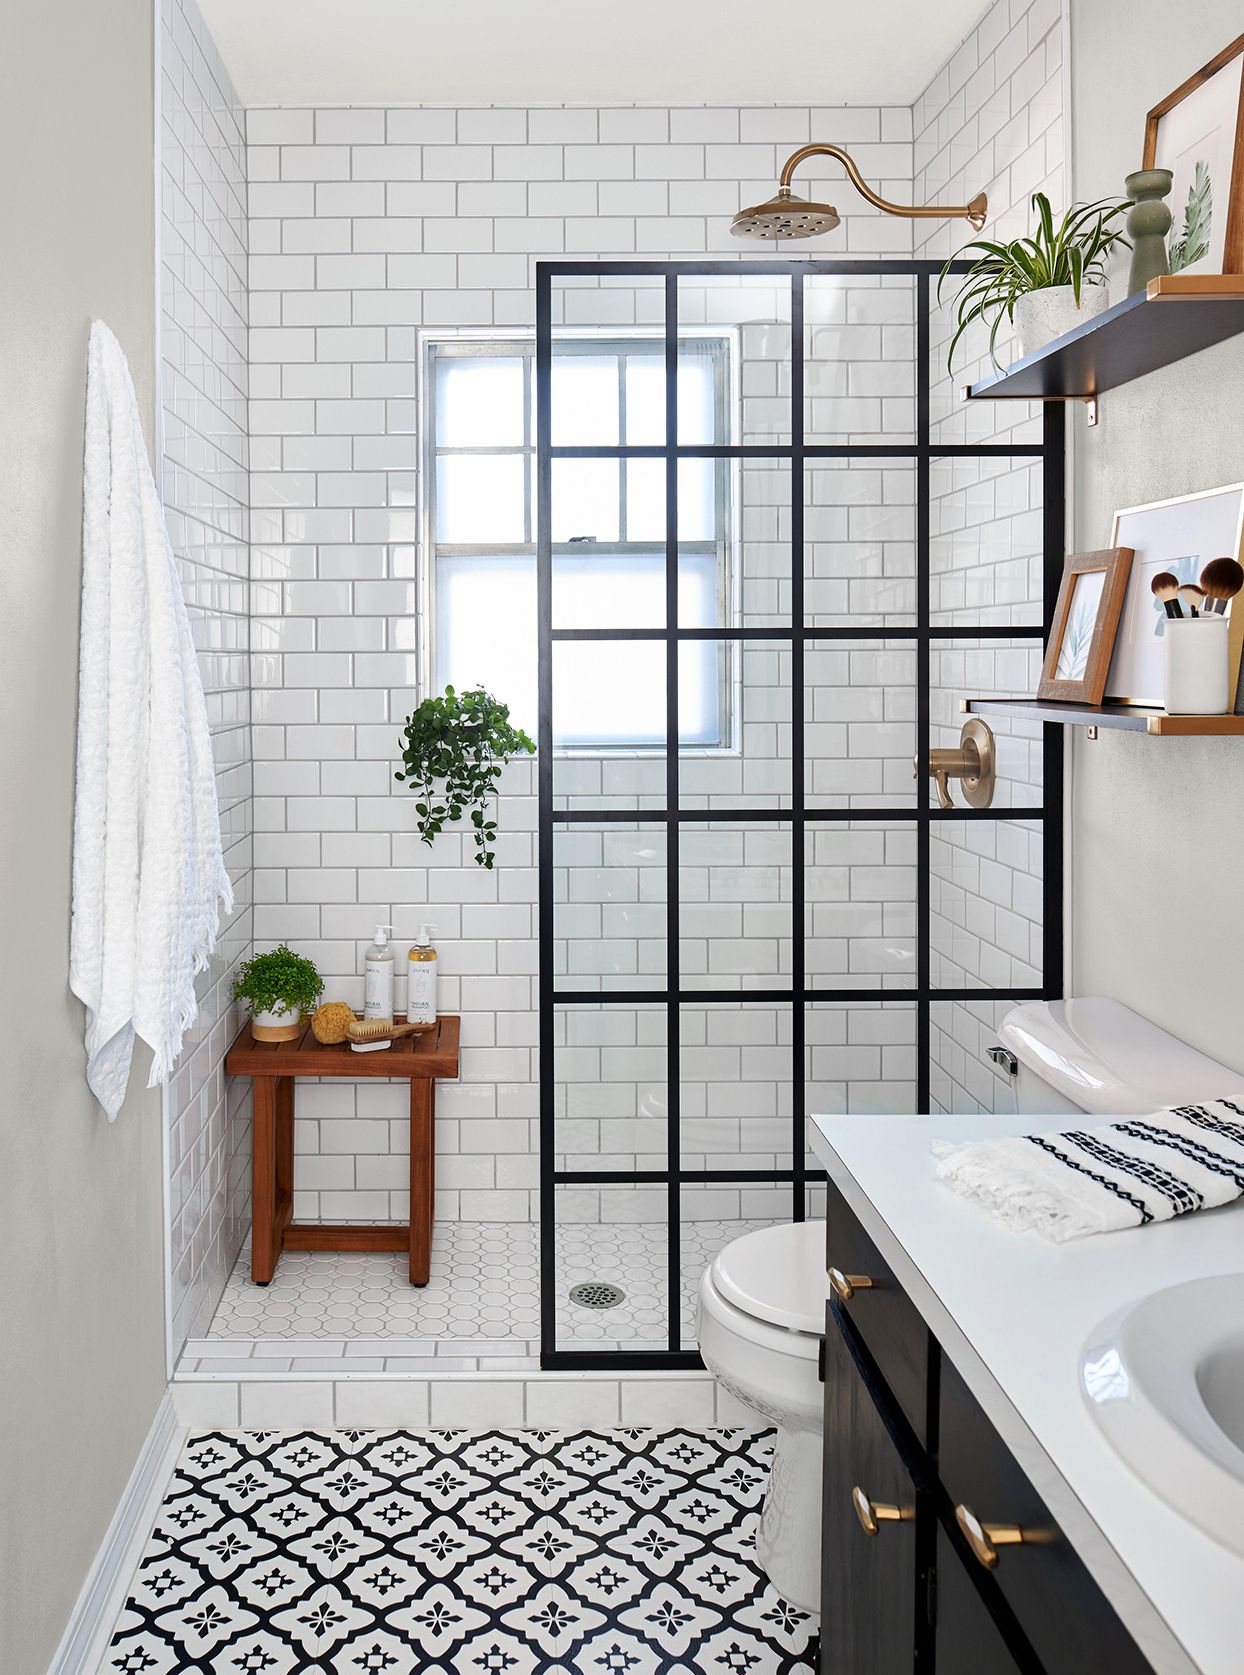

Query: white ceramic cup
<box><xmin>1163</xmin><ymin>615</ymin><xmax>1229</xmax><ymax>714</ymax></box>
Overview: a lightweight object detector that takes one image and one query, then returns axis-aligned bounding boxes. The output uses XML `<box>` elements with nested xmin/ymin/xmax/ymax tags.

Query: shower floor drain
<box><xmin>568</xmin><ymin>1281</ymin><xmax>626</xmax><ymax>1310</ymax></box>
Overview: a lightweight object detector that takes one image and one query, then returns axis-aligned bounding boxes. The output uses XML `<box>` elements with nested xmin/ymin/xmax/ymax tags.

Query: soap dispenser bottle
<box><xmin>364</xmin><ymin>924</ymin><xmax>395</xmax><ymax>1022</ymax></box>
<box><xmin>407</xmin><ymin>923</ymin><xmax>438</xmax><ymax>1028</ymax></box>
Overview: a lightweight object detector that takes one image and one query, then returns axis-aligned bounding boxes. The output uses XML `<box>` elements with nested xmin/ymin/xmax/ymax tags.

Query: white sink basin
<box><xmin>1081</xmin><ymin>1274</ymin><xmax>1244</xmax><ymax>1556</ymax></box>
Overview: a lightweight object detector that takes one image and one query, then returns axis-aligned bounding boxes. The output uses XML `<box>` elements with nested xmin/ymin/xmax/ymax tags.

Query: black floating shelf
<box><xmin>962</xmin><ymin>696</ymin><xmax>1244</xmax><ymax>736</ymax></box>
<box><xmin>964</xmin><ymin>275</ymin><xmax>1244</xmax><ymax>406</ymax></box>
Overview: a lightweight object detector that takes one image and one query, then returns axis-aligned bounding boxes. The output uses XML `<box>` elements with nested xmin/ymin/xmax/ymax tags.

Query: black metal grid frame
<box><xmin>536</xmin><ymin>259</ymin><xmax>1065</xmax><ymax>1370</ymax></box>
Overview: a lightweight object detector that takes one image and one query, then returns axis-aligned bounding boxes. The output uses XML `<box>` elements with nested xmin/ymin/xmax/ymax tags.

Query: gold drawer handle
<box><xmin>829</xmin><ymin>1266</ymin><xmax>874</xmax><ymax>1302</ymax></box>
<box><xmin>853</xmin><ymin>1485</ymin><xmax>913</xmax><ymax>1536</ymax></box>
<box><xmin>955</xmin><ymin>1503</ymin><xmax>1026</xmax><ymax>1569</ymax></box>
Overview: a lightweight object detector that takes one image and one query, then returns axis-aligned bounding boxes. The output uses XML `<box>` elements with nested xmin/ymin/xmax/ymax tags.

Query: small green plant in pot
<box><xmin>396</xmin><ymin>685</ymin><xmax>535</xmax><ymax>869</ymax></box>
<box><xmin>940</xmin><ymin>192</ymin><xmax>1131</xmax><ymax>373</ymax></box>
<box><xmin>233</xmin><ymin>944</ymin><xmax>324</xmax><ymax>1041</ymax></box>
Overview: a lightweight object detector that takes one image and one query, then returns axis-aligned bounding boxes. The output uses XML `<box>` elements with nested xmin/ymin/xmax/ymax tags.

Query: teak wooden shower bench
<box><xmin>225</xmin><ymin>1014</ymin><xmax>460</xmax><ymax>1286</ymax></box>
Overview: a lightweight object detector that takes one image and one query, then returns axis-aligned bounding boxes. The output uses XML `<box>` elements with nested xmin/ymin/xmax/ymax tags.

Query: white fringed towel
<box><xmin>69</xmin><ymin>321</ymin><xmax>233</xmax><ymax>1120</ymax></box>
<box><xmin>934</xmin><ymin>1102</ymin><xmax>1244</xmax><ymax>1241</ymax></box>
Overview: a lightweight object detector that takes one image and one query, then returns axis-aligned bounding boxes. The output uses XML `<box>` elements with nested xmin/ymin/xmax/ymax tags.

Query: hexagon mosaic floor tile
<box><xmin>201</xmin><ymin>1221</ymin><xmax>769</xmax><ymax>1356</ymax></box>
<box><xmin>106</xmin><ymin>1427</ymin><xmax>818</xmax><ymax>1674</ymax></box>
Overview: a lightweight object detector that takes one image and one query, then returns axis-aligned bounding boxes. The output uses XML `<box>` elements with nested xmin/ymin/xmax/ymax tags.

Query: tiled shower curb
<box><xmin>171</xmin><ymin>1366</ymin><xmax>746</xmax><ymax>1431</ymax></box>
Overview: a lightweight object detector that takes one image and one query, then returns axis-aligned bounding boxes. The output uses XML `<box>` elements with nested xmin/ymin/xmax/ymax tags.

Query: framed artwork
<box><xmin>1038</xmin><ymin>549</ymin><xmax>1133</xmax><ymax>703</ymax></box>
<box><xmin>1104</xmin><ymin>484</ymin><xmax>1244</xmax><ymax>706</ymax></box>
<box><xmin>1144</xmin><ymin>32</ymin><xmax>1244</xmax><ymax>275</ymax></box>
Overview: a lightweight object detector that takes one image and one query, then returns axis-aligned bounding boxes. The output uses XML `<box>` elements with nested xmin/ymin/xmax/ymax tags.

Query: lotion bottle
<box><xmin>407</xmin><ymin>923</ymin><xmax>438</xmax><ymax>1027</ymax></box>
<box><xmin>364</xmin><ymin>924</ymin><xmax>395</xmax><ymax>1022</ymax></box>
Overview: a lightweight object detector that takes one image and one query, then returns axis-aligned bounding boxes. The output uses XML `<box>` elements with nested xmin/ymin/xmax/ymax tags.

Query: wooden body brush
<box><xmin>348</xmin><ymin>1018</ymin><xmax>423</xmax><ymax>1053</ymax></box>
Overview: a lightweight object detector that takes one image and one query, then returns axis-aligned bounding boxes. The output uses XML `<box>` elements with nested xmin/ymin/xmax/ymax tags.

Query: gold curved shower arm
<box><xmin>778</xmin><ymin>143</ymin><xmax>987</xmax><ymax>229</ymax></box>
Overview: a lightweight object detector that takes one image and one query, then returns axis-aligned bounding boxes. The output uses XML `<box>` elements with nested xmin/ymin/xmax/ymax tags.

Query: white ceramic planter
<box><xmin>1015</xmin><ymin>283</ymin><xmax>1111</xmax><ymax>358</ymax></box>
<box><xmin>251</xmin><ymin>1002</ymin><xmax>303</xmax><ymax>1042</ymax></box>
<box><xmin>1164</xmin><ymin>615</ymin><xmax>1229</xmax><ymax>715</ymax></box>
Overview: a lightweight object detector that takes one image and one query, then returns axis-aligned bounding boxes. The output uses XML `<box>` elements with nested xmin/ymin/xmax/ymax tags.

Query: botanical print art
<box><xmin>1053</xmin><ymin>568</ymin><xmax>1106</xmax><ymax>680</ymax></box>
<box><xmin>1153</xmin><ymin>50</ymin><xmax>1244</xmax><ymax>276</ymax></box>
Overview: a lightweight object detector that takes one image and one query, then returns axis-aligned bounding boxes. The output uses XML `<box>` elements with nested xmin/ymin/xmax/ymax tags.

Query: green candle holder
<box><xmin>1125</xmin><ymin>168</ymin><xmax>1173</xmax><ymax>295</ymax></box>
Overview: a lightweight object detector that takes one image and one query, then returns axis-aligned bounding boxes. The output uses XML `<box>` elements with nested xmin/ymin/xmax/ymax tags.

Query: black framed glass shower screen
<box><xmin>536</xmin><ymin>260</ymin><xmax>1065</xmax><ymax>1370</ymax></box>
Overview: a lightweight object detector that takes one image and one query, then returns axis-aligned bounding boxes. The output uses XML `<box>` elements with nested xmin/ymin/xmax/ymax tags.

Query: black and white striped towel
<box><xmin>933</xmin><ymin>1101</ymin><xmax>1244</xmax><ymax>1242</ymax></box>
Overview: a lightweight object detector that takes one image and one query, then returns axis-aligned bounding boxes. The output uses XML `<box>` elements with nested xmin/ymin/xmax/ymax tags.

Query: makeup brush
<box><xmin>1179</xmin><ymin>582</ymin><xmax>1206</xmax><ymax>618</ymax></box>
<box><xmin>1151</xmin><ymin>571</ymin><xmax>1182</xmax><ymax>619</ymax></box>
<box><xmin>1200</xmin><ymin>557</ymin><xmax>1244</xmax><ymax>615</ymax></box>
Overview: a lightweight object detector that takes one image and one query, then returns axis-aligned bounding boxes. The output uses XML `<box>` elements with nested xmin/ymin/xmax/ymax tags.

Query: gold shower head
<box><xmin>731</xmin><ymin>186</ymin><xmax>841</xmax><ymax>241</ymax></box>
<box><xmin>731</xmin><ymin>144</ymin><xmax>988</xmax><ymax>242</ymax></box>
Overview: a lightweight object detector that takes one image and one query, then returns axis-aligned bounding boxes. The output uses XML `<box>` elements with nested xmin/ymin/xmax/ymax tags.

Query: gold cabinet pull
<box><xmin>955</xmin><ymin>1503</ymin><xmax>1026</xmax><ymax>1569</ymax></box>
<box><xmin>853</xmin><ymin>1486</ymin><xmax>914</xmax><ymax>1536</ymax></box>
<box><xmin>828</xmin><ymin>1266</ymin><xmax>873</xmax><ymax>1302</ymax></box>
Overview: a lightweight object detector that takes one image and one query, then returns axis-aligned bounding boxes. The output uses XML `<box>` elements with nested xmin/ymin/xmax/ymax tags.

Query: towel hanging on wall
<box><xmin>934</xmin><ymin>1101</ymin><xmax>1244</xmax><ymax>1241</ymax></box>
<box><xmin>69</xmin><ymin>321</ymin><xmax>233</xmax><ymax>1120</ymax></box>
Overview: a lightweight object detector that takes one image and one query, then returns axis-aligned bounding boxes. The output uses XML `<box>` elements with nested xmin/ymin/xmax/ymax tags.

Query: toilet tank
<box><xmin>997</xmin><ymin>998</ymin><xmax>1244</xmax><ymax>1117</ymax></box>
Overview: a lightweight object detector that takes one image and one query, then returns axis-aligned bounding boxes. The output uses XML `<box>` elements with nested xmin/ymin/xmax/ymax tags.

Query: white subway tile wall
<box><xmin>914</xmin><ymin>0</ymin><xmax>1066</xmax><ymax>1112</ymax></box>
<box><xmin>244</xmin><ymin>100</ymin><xmax>931</xmax><ymax>1224</ymax></box>
<box><xmin>160</xmin><ymin>1</ymin><xmax>1067</xmax><ymax>1357</ymax></box>
<box><xmin>160</xmin><ymin>0</ymin><xmax>252</xmax><ymax>1352</ymax></box>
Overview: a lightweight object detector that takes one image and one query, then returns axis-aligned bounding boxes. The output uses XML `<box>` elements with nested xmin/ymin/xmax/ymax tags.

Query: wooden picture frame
<box><xmin>1144</xmin><ymin>32</ymin><xmax>1244</xmax><ymax>276</ymax></box>
<box><xmin>1038</xmin><ymin>549</ymin><xmax>1134</xmax><ymax>704</ymax></box>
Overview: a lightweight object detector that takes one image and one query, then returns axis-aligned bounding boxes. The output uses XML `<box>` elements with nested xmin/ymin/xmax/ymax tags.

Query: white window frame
<box><xmin>418</xmin><ymin>327</ymin><xmax>740</xmax><ymax>755</ymax></box>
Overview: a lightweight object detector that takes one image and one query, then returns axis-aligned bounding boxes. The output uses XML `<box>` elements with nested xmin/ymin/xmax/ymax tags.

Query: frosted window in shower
<box><xmin>427</xmin><ymin>333</ymin><xmax>732</xmax><ymax>750</ymax></box>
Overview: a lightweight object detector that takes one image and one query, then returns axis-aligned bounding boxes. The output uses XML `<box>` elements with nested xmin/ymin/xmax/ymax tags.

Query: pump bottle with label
<box><xmin>364</xmin><ymin>924</ymin><xmax>395</xmax><ymax>1022</ymax></box>
<box><xmin>407</xmin><ymin>924</ymin><xmax>438</xmax><ymax>1027</ymax></box>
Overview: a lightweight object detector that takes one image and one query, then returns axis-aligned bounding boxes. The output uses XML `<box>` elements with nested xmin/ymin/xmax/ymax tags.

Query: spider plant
<box><xmin>939</xmin><ymin>192</ymin><xmax>1132</xmax><ymax>373</ymax></box>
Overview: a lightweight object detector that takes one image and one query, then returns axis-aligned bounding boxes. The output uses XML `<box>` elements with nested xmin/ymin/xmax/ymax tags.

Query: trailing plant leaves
<box><xmin>395</xmin><ymin>685</ymin><xmax>535</xmax><ymax>868</ymax></box>
<box><xmin>1170</xmin><ymin>160</ymin><xmax>1212</xmax><ymax>273</ymax></box>
<box><xmin>939</xmin><ymin>191</ymin><xmax>1132</xmax><ymax>373</ymax></box>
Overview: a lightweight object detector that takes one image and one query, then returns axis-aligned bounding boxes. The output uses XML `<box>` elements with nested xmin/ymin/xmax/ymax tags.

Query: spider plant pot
<box><xmin>251</xmin><ymin>1002</ymin><xmax>303</xmax><ymax>1043</ymax></box>
<box><xmin>1014</xmin><ymin>282</ymin><xmax>1112</xmax><ymax>359</ymax></box>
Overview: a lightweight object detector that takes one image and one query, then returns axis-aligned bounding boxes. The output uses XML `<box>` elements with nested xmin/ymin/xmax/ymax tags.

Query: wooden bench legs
<box><xmin>251</xmin><ymin>1074</ymin><xmax>436</xmax><ymax>1287</ymax></box>
<box><xmin>410</xmin><ymin>1079</ymin><xmax>434</xmax><ymax>1285</ymax></box>
<box><xmin>252</xmin><ymin>1076</ymin><xmax>294</xmax><ymax>1284</ymax></box>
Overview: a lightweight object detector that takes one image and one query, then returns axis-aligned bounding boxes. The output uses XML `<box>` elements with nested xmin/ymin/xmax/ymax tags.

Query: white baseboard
<box><xmin>44</xmin><ymin>1393</ymin><xmax>183</xmax><ymax>1675</ymax></box>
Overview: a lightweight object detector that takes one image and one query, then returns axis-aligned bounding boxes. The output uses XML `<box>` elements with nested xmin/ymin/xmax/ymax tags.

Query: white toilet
<box><xmin>697</xmin><ymin>1219</ymin><xmax>828</xmax><ymax>1613</ymax></box>
<box><xmin>998</xmin><ymin>996</ymin><xmax>1244</xmax><ymax>1115</ymax></box>
<box><xmin>697</xmin><ymin>997</ymin><xmax>1244</xmax><ymax>1616</ymax></box>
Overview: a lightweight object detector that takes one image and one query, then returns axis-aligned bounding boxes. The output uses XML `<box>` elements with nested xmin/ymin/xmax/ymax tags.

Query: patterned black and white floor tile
<box><xmin>107</xmin><ymin>1428</ymin><xmax>816</xmax><ymax>1674</ymax></box>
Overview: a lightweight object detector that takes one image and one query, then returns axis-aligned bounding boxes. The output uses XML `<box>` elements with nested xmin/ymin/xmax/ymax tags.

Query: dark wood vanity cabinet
<box><xmin>821</xmin><ymin>1300</ymin><xmax>922</xmax><ymax>1674</ymax></box>
<box><xmin>821</xmin><ymin>1183</ymin><xmax>1154</xmax><ymax>1675</ymax></box>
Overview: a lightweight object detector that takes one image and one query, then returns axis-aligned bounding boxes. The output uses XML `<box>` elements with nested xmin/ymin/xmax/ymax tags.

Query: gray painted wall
<box><xmin>0</xmin><ymin>2</ymin><xmax>168</xmax><ymax>1671</ymax></box>
<box><xmin>1069</xmin><ymin>0</ymin><xmax>1244</xmax><ymax>1069</ymax></box>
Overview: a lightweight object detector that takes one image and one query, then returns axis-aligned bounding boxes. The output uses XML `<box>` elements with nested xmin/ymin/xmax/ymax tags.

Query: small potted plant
<box><xmin>395</xmin><ymin>685</ymin><xmax>535</xmax><ymax>869</ymax></box>
<box><xmin>940</xmin><ymin>192</ymin><xmax>1131</xmax><ymax>373</ymax></box>
<box><xmin>232</xmin><ymin>944</ymin><xmax>324</xmax><ymax>1042</ymax></box>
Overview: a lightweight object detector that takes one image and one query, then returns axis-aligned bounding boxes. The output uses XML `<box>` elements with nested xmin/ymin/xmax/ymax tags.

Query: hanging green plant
<box><xmin>395</xmin><ymin>685</ymin><xmax>535</xmax><ymax>869</ymax></box>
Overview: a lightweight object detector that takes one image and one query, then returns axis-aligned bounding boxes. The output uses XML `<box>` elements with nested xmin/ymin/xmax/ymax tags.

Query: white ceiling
<box><xmin>199</xmin><ymin>0</ymin><xmax>990</xmax><ymax>110</ymax></box>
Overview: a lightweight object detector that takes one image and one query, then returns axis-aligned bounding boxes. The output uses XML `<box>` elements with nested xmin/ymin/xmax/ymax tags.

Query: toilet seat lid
<box><xmin>710</xmin><ymin>1221</ymin><xmax>829</xmax><ymax>1336</ymax></box>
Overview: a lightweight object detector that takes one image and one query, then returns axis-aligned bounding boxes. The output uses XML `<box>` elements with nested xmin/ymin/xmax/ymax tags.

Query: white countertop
<box><xmin>809</xmin><ymin>1111</ymin><xmax>1244</xmax><ymax>1675</ymax></box>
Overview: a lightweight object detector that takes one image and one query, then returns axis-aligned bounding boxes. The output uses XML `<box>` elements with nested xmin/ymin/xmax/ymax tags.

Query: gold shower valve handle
<box><xmin>828</xmin><ymin>1266</ymin><xmax>873</xmax><ymax>1302</ymax></box>
<box><xmin>914</xmin><ymin>718</ymin><xmax>996</xmax><ymax>810</ymax></box>
<box><xmin>955</xmin><ymin>1503</ymin><xmax>1026</xmax><ymax>1569</ymax></box>
<box><xmin>853</xmin><ymin>1486</ymin><xmax>914</xmax><ymax>1536</ymax></box>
